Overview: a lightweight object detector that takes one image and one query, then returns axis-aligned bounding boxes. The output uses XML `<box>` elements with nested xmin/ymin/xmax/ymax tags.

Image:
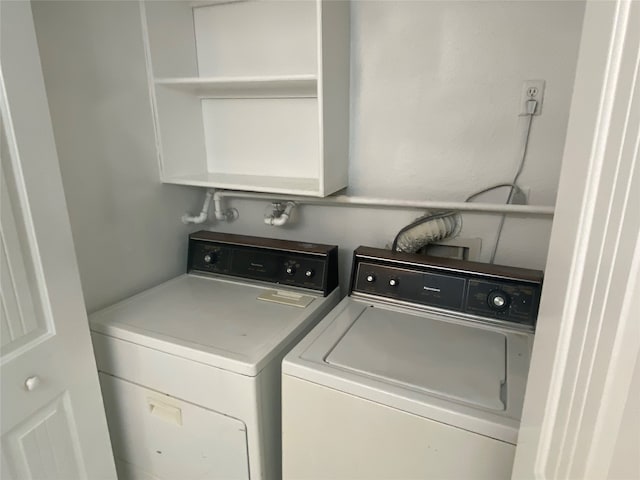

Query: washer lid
<box><xmin>325</xmin><ymin>306</ymin><xmax>506</xmax><ymax>410</ymax></box>
<box><xmin>89</xmin><ymin>274</ymin><xmax>332</xmax><ymax>376</ymax></box>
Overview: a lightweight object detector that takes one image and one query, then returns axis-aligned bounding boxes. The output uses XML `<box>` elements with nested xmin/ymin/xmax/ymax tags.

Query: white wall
<box><xmin>349</xmin><ymin>1</ymin><xmax>583</xmax><ymax>203</ymax></box>
<box><xmin>32</xmin><ymin>0</ymin><xmax>585</xmax><ymax>304</ymax></box>
<box><xmin>31</xmin><ymin>1</ymin><xmax>202</xmax><ymax>313</ymax></box>
<box><xmin>197</xmin><ymin>0</ymin><xmax>585</xmax><ymax>287</ymax></box>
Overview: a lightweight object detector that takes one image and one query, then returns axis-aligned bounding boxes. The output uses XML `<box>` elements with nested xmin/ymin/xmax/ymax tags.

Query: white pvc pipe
<box><xmin>181</xmin><ymin>189</ymin><xmax>213</xmax><ymax>224</ymax></box>
<box><xmin>213</xmin><ymin>192</ymin><xmax>229</xmax><ymax>221</ymax></box>
<box><xmin>212</xmin><ymin>190</ymin><xmax>555</xmax><ymax>216</ymax></box>
<box><xmin>264</xmin><ymin>202</ymin><xmax>296</xmax><ymax>226</ymax></box>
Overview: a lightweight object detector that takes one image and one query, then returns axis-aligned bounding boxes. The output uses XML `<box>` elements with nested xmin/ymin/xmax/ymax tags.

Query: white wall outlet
<box><xmin>520</xmin><ymin>79</ymin><xmax>545</xmax><ymax>116</ymax></box>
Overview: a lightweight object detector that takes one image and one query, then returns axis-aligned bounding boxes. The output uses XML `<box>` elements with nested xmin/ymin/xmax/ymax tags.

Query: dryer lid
<box><xmin>90</xmin><ymin>274</ymin><xmax>329</xmax><ymax>376</ymax></box>
<box><xmin>325</xmin><ymin>306</ymin><xmax>507</xmax><ymax>411</ymax></box>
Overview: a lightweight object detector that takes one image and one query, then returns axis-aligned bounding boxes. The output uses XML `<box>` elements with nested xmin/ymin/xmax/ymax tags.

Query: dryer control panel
<box><xmin>351</xmin><ymin>246</ymin><xmax>543</xmax><ymax>328</ymax></box>
<box><xmin>188</xmin><ymin>231</ymin><xmax>339</xmax><ymax>296</ymax></box>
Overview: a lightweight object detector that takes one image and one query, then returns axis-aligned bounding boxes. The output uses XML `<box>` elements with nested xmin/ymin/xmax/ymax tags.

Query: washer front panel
<box><xmin>284</xmin><ymin>297</ymin><xmax>533</xmax><ymax>443</ymax></box>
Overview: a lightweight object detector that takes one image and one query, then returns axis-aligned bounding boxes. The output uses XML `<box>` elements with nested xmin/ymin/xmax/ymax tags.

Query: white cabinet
<box><xmin>141</xmin><ymin>0</ymin><xmax>350</xmax><ymax>197</ymax></box>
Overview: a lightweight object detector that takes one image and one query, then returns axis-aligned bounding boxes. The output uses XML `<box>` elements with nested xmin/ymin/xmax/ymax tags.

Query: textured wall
<box><xmin>32</xmin><ymin>0</ymin><xmax>585</xmax><ymax>305</ymax></box>
<box><xmin>32</xmin><ymin>1</ymin><xmax>202</xmax><ymax>313</ymax></box>
<box><xmin>349</xmin><ymin>1</ymin><xmax>583</xmax><ymax>204</ymax></box>
<box><xmin>198</xmin><ymin>0</ymin><xmax>585</xmax><ymax>288</ymax></box>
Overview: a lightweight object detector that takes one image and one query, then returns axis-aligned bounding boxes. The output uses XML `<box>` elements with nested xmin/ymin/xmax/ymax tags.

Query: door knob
<box><xmin>24</xmin><ymin>375</ymin><xmax>41</xmax><ymax>391</ymax></box>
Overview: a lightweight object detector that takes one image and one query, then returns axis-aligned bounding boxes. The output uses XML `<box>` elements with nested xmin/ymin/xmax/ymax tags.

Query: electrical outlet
<box><xmin>520</xmin><ymin>80</ymin><xmax>545</xmax><ymax>116</ymax></box>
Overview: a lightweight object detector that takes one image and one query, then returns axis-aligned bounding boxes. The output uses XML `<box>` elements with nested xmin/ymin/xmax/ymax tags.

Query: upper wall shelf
<box><xmin>155</xmin><ymin>75</ymin><xmax>318</xmax><ymax>98</ymax></box>
<box><xmin>142</xmin><ymin>0</ymin><xmax>350</xmax><ymax>197</ymax></box>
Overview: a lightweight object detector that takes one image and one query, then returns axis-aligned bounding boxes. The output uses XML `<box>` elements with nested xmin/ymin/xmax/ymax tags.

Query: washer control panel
<box><xmin>351</xmin><ymin>246</ymin><xmax>543</xmax><ymax>328</ymax></box>
<box><xmin>188</xmin><ymin>231</ymin><xmax>339</xmax><ymax>296</ymax></box>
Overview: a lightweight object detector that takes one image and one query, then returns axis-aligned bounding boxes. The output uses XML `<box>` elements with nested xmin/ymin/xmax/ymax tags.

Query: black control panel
<box><xmin>351</xmin><ymin>246</ymin><xmax>543</xmax><ymax>328</ymax></box>
<box><xmin>188</xmin><ymin>231</ymin><xmax>339</xmax><ymax>296</ymax></box>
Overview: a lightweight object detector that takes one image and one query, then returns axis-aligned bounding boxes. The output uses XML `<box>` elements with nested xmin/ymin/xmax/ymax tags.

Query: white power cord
<box><xmin>466</xmin><ymin>99</ymin><xmax>538</xmax><ymax>263</ymax></box>
<box><xmin>488</xmin><ymin>99</ymin><xmax>537</xmax><ymax>263</ymax></box>
<box><xmin>465</xmin><ymin>183</ymin><xmax>527</xmax><ymax>205</ymax></box>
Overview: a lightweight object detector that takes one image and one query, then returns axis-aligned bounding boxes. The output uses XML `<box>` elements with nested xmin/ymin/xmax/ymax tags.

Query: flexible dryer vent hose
<box><xmin>394</xmin><ymin>211</ymin><xmax>460</xmax><ymax>254</ymax></box>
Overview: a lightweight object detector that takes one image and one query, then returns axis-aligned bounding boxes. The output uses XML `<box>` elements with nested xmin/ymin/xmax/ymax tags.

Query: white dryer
<box><xmin>90</xmin><ymin>231</ymin><xmax>340</xmax><ymax>480</ymax></box>
<box><xmin>282</xmin><ymin>246</ymin><xmax>543</xmax><ymax>480</ymax></box>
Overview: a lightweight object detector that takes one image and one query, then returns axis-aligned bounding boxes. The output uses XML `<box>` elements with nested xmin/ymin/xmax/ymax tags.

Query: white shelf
<box><xmin>143</xmin><ymin>0</ymin><xmax>349</xmax><ymax>197</ymax></box>
<box><xmin>155</xmin><ymin>75</ymin><xmax>318</xmax><ymax>98</ymax></box>
<box><xmin>163</xmin><ymin>173</ymin><xmax>322</xmax><ymax>197</ymax></box>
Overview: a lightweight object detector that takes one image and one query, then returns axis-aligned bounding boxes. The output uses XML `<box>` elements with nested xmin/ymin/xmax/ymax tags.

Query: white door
<box><xmin>0</xmin><ymin>2</ymin><xmax>117</xmax><ymax>479</ymax></box>
<box><xmin>512</xmin><ymin>0</ymin><xmax>639</xmax><ymax>478</ymax></box>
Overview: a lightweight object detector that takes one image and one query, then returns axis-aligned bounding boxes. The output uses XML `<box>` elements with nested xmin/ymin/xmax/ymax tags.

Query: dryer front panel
<box><xmin>100</xmin><ymin>373</ymin><xmax>249</xmax><ymax>480</ymax></box>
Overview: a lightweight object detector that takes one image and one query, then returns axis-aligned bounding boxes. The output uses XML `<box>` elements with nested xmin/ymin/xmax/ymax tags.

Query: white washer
<box><xmin>282</xmin><ymin>246</ymin><xmax>543</xmax><ymax>480</ymax></box>
<box><xmin>90</xmin><ymin>232</ymin><xmax>340</xmax><ymax>480</ymax></box>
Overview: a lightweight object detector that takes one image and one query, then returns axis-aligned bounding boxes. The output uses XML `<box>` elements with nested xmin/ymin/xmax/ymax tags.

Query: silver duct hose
<box><xmin>393</xmin><ymin>210</ymin><xmax>461</xmax><ymax>253</ymax></box>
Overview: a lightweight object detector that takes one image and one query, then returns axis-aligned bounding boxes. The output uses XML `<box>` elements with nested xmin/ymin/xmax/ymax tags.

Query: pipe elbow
<box><xmin>182</xmin><ymin>190</ymin><xmax>213</xmax><ymax>224</ymax></box>
<box><xmin>264</xmin><ymin>202</ymin><xmax>295</xmax><ymax>226</ymax></box>
<box><xmin>266</xmin><ymin>213</ymin><xmax>290</xmax><ymax>226</ymax></box>
<box><xmin>213</xmin><ymin>191</ymin><xmax>227</xmax><ymax>220</ymax></box>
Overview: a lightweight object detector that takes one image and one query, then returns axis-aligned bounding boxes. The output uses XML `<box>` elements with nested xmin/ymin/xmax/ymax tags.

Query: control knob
<box><xmin>389</xmin><ymin>278</ymin><xmax>399</xmax><ymax>287</ymax></box>
<box><xmin>203</xmin><ymin>252</ymin><xmax>217</xmax><ymax>264</ymax></box>
<box><xmin>285</xmin><ymin>266</ymin><xmax>296</xmax><ymax>276</ymax></box>
<box><xmin>488</xmin><ymin>290</ymin><xmax>510</xmax><ymax>311</ymax></box>
<box><xmin>365</xmin><ymin>274</ymin><xmax>376</xmax><ymax>283</ymax></box>
<box><xmin>305</xmin><ymin>269</ymin><xmax>314</xmax><ymax>278</ymax></box>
